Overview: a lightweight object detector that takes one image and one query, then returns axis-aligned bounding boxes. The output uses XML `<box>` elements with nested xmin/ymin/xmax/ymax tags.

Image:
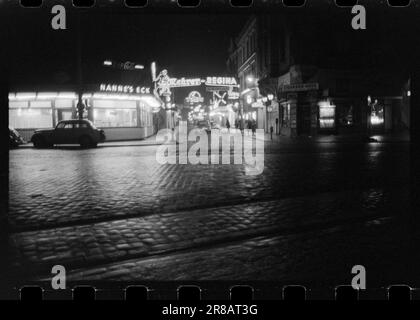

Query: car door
<box><xmin>53</xmin><ymin>122</ymin><xmax>73</xmax><ymax>144</ymax></box>
<box><xmin>73</xmin><ymin>121</ymin><xmax>91</xmax><ymax>143</ymax></box>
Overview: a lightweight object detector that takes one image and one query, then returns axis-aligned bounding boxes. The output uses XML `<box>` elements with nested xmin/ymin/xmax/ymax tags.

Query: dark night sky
<box><xmin>6</xmin><ymin>10</ymin><xmax>250</xmax><ymax>88</ymax></box>
<box><xmin>3</xmin><ymin>1</ymin><xmax>419</xmax><ymax>92</ymax></box>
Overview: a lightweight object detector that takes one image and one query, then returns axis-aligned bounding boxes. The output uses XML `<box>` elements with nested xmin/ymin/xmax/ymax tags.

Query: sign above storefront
<box><xmin>205</xmin><ymin>77</ymin><xmax>239</xmax><ymax>87</ymax></box>
<box><xmin>100</xmin><ymin>83</ymin><xmax>151</xmax><ymax>94</ymax></box>
<box><xmin>155</xmin><ymin>70</ymin><xmax>239</xmax><ymax>91</ymax></box>
<box><xmin>185</xmin><ymin>91</ymin><xmax>204</xmax><ymax>104</ymax></box>
<box><xmin>228</xmin><ymin>91</ymin><xmax>240</xmax><ymax>100</ymax></box>
<box><xmin>168</xmin><ymin>78</ymin><xmax>203</xmax><ymax>88</ymax></box>
<box><xmin>206</xmin><ymin>86</ymin><xmax>239</xmax><ymax>100</ymax></box>
<box><xmin>206</xmin><ymin>86</ymin><xmax>226</xmax><ymax>92</ymax></box>
<box><xmin>280</xmin><ymin>83</ymin><xmax>319</xmax><ymax>92</ymax></box>
<box><xmin>251</xmin><ymin>101</ymin><xmax>264</xmax><ymax>108</ymax></box>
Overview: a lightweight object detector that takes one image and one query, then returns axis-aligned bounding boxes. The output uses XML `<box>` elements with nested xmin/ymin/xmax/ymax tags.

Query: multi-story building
<box><xmin>227</xmin><ymin>17</ymin><xmax>262</xmax><ymax>130</ymax></box>
<box><xmin>227</xmin><ymin>15</ymin><xmax>291</xmax><ymax>133</ymax></box>
<box><xmin>8</xmin><ymin>83</ymin><xmax>161</xmax><ymax>142</ymax></box>
<box><xmin>228</xmin><ymin>14</ymin><xmax>410</xmax><ymax>137</ymax></box>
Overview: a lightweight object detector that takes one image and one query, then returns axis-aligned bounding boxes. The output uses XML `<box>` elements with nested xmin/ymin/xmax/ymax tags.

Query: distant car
<box><xmin>210</xmin><ymin>122</ymin><xmax>221</xmax><ymax>130</ymax></box>
<box><xmin>196</xmin><ymin>120</ymin><xmax>210</xmax><ymax>129</ymax></box>
<box><xmin>31</xmin><ymin>119</ymin><xmax>106</xmax><ymax>149</ymax></box>
<box><xmin>9</xmin><ymin>127</ymin><xmax>25</xmax><ymax>148</ymax></box>
<box><xmin>196</xmin><ymin>120</ymin><xmax>211</xmax><ymax>132</ymax></box>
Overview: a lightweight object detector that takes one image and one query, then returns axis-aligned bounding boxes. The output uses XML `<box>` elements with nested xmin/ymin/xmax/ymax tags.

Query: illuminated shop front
<box><xmin>318</xmin><ymin>99</ymin><xmax>336</xmax><ymax>130</ymax></box>
<box><xmin>9</xmin><ymin>85</ymin><xmax>161</xmax><ymax>142</ymax></box>
<box><xmin>368</xmin><ymin>98</ymin><xmax>385</xmax><ymax>129</ymax></box>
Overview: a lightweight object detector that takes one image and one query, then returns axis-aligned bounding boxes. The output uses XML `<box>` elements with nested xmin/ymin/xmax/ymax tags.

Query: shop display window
<box><xmin>93</xmin><ymin>108</ymin><xmax>137</xmax><ymax>128</ymax></box>
<box><xmin>282</xmin><ymin>103</ymin><xmax>290</xmax><ymax>127</ymax></box>
<box><xmin>319</xmin><ymin>101</ymin><xmax>336</xmax><ymax>129</ymax></box>
<box><xmin>9</xmin><ymin>108</ymin><xmax>53</xmax><ymax>129</ymax></box>
<box><xmin>370</xmin><ymin>105</ymin><xmax>384</xmax><ymax>126</ymax></box>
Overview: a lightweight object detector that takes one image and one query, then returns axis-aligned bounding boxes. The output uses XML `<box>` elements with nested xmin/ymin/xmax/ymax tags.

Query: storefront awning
<box><xmin>9</xmin><ymin>91</ymin><xmax>162</xmax><ymax>109</ymax></box>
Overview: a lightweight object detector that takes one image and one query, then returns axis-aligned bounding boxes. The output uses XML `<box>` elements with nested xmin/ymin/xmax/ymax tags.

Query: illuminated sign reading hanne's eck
<box><xmin>100</xmin><ymin>84</ymin><xmax>151</xmax><ymax>94</ymax></box>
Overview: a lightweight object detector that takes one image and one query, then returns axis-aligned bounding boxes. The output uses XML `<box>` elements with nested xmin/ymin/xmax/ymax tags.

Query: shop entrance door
<box><xmin>297</xmin><ymin>104</ymin><xmax>311</xmax><ymax>135</ymax></box>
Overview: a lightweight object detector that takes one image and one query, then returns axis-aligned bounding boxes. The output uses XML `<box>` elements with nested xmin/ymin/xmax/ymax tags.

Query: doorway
<box><xmin>297</xmin><ymin>104</ymin><xmax>311</xmax><ymax>135</ymax></box>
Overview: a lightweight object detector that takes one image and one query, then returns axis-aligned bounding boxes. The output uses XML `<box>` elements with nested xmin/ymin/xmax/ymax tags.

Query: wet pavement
<box><xmin>5</xmin><ymin>136</ymin><xmax>417</xmax><ymax>288</ymax></box>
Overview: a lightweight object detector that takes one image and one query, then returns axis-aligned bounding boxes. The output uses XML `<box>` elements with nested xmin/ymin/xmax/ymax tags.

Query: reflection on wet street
<box><xmin>6</xmin><ymin>141</ymin><xmax>415</xmax><ymax>287</ymax></box>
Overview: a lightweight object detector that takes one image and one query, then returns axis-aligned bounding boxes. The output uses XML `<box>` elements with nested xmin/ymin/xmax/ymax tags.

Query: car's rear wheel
<box><xmin>79</xmin><ymin>136</ymin><xmax>93</xmax><ymax>148</ymax></box>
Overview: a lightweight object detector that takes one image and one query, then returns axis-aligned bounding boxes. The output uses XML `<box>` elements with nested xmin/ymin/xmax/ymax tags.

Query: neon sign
<box><xmin>185</xmin><ymin>91</ymin><xmax>204</xmax><ymax>104</ymax></box>
<box><xmin>100</xmin><ymin>83</ymin><xmax>151</xmax><ymax>94</ymax></box>
<box><xmin>168</xmin><ymin>78</ymin><xmax>203</xmax><ymax>87</ymax></box>
<box><xmin>205</xmin><ymin>77</ymin><xmax>238</xmax><ymax>87</ymax></box>
<box><xmin>155</xmin><ymin>71</ymin><xmax>239</xmax><ymax>91</ymax></box>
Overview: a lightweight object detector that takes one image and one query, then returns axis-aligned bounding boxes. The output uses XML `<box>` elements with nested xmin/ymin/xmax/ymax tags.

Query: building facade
<box><xmin>227</xmin><ymin>17</ymin><xmax>261</xmax><ymax>129</ymax></box>
<box><xmin>9</xmin><ymin>84</ymin><xmax>162</xmax><ymax>142</ymax></box>
<box><xmin>228</xmin><ymin>14</ymin><xmax>410</xmax><ymax>137</ymax></box>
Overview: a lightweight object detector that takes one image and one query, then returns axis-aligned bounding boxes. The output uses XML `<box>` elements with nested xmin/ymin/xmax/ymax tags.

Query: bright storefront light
<box><xmin>318</xmin><ymin>99</ymin><xmax>336</xmax><ymax>129</ymax></box>
<box><xmin>371</xmin><ymin>115</ymin><xmax>384</xmax><ymax>125</ymax></box>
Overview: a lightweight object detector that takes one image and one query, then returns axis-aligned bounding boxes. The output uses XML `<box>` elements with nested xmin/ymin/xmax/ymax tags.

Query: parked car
<box><xmin>209</xmin><ymin>121</ymin><xmax>221</xmax><ymax>131</ymax></box>
<box><xmin>31</xmin><ymin>119</ymin><xmax>106</xmax><ymax>148</ymax></box>
<box><xmin>9</xmin><ymin>127</ymin><xmax>25</xmax><ymax>148</ymax></box>
<box><xmin>195</xmin><ymin>120</ymin><xmax>211</xmax><ymax>133</ymax></box>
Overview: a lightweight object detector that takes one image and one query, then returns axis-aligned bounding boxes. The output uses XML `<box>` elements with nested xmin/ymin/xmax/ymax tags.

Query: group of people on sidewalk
<box><xmin>230</xmin><ymin>119</ymin><xmax>257</xmax><ymax>136</ymax></box>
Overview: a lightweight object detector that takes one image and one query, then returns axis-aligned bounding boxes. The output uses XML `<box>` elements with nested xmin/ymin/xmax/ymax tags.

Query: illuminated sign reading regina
<box><xmin>154</xmin><ymin>71</ymin><xmax>239</xmax><ymax>92</ymax></box>
<box><xmin>205</xmin><ymin>77</ymin><xmax>238</xmax><ymax>87</ymax></box>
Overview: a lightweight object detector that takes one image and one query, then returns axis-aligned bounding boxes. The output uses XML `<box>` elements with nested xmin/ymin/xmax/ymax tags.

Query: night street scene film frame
<box><xmin>1</xmin><ymin>0</ymin><xmax>420</xmax><ymax>300</ymax></box>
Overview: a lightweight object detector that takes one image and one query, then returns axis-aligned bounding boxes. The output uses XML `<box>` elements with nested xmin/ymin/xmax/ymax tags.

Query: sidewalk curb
<box><xmin>14</xmin><ymin>142</ymin><xmax>164</xmax><ymax>149</ymax></box>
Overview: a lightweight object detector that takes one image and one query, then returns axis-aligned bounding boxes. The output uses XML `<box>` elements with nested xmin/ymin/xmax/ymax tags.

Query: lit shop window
<box><xmin>251</xmin><ymin>111</ymin><xmax>257</xmax><ymax>121</ymax></box>
<box><xmin>92</xmin><ymin>99</ymin><xmax>137</xmax><ymax>127</ymax></box>
<box><xmin>55</xmin><ymin>110</ymin><xmax>73</xmax><ymax>122</ymax></box>
<box><xmin>282</xmin><ymin>103</ymin><xmax>290</xmax><ymax>126</ymax></box>
<box><xmin>93</xmin><ymin>108</ymin><xmax>137</xmax><ymax>128</ymax></box>
<box><xmin>139</xmin><ymin>104</ymin><xmax>152</xmax><ymax>127</ymax></box>
<box><xmin>370</xmin><ymin>105</ymin><xmax>384</xmax><ymax>126</ymax></box>
<box><xmin>55</xmin><ymin>99</ymin><xmax>73</xmax><ymax>109</ymax></box>
<box><xmin>319</xmin><ymin>100</ymin><xmax>336</xmax><ymax>129</ymax></box>
<box><xmin>9</xmin><ymin>108</ymin><xmax>53</xmax><ymax>129</ymax></box>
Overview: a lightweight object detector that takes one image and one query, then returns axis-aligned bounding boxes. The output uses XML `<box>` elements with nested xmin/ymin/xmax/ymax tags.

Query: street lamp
<box><xmin>246</xmin><ymin>95</ymin><xmax>253</xmax><ymax>105</ymax></box>
<box><xmin>246</xmin><ymin>76</ymin><xmax>255</xmax><ymax>83</ymax></box>
<box><xmin>103</xmin><ymin>59</ymin><xmax>144</xmax><ymax>71</ymax></box>
<box><xmin>151</xmin><ymin>61</ymin><xmax>157</xmax><ymax>81</ymax></box>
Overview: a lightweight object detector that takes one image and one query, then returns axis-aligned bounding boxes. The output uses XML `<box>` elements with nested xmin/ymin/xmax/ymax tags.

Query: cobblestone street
<box><xmin>5</xmin><ymin>138</ymin><xmax>416</xmax><ymax>288</ymax></box>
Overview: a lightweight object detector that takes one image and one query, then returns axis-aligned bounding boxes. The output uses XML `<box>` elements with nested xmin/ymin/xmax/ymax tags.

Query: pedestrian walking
<box><xmin>252</xmin><ymin>120</ymin><xmax>256</xmax><ymax>136</ymax></box>
<box><xmin>226</xmin><ymin>119</ymin><xmax>231</xmax><ymax>133</ymax></box>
